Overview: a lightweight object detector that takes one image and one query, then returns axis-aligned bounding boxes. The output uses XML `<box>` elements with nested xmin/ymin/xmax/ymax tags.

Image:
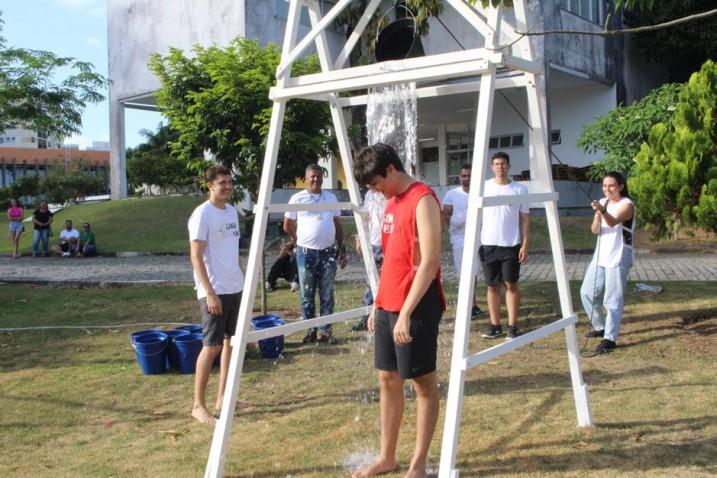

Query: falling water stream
<box><xmin>366</xmin><ymin>82</ymin><xmax>418</xmax><ymax>174</ymax></box>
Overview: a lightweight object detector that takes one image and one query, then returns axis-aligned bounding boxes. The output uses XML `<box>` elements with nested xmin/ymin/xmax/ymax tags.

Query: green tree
<box><xmin>577</xmin><ymin>83</ymin><xmax>682</xmax><ymax>178</ymax></box>
<box><xmin>40</xmin><ymin>168</ymin><xmax>107</xmax><ymax>205</ymax></box>
<box><xmin>629</xmin><ymin>60</ymin><xmax>717</xmax><ymax>239</ymax></box>
<box><xmin>126</xmin><ymin>123</ymin><xmax>196</xmax><ymax>195</ymax></box>
<box><xmin>624</xmin><ymin>0</ymin><xmax>717</xmax><ymax>81</ymax></box>
<box><xmin>0</xmin><ymin>11</ymin><xmax>107</xmax><ymax>138</ymax></box>
<box><xmin>148</xmin><ymin>38</ymin><xmax>333</xmax><ymax>200</ymax></box>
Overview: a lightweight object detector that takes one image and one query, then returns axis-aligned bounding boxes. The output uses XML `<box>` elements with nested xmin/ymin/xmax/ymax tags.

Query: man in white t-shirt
<box><xmin>283</xmin><ymin>164</ymin><xmax>347</xmax><ymax>344</ymax></box>
<box><xmin>353</xmin><ymin>188</ymin><xmax>386</xmax><ymax>331</ymax></box>
<box><xmin>51</xmin><ymin>220</ymin><xmax>80</xmax><ymax>257</ymax></box>
<box><xmin>442</xmin><ymin>164</ymin><xmax>482</xmax><ymax>319</ymax></box>
<box><xmin>188</xmin><ymin>164</ymin><xmax>245</xmax><ymax>425</ymax></box>
<box><xmin>479</xmin><ymin>152</ymin><xmax>530</xmax><ymax>340</ymax></box>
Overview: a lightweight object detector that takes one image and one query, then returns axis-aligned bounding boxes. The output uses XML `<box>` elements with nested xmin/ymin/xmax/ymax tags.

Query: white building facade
<box><xmin>107</xmin><ymin>0</ymin><xmax>667</xmax><ymax>206</ymax></box>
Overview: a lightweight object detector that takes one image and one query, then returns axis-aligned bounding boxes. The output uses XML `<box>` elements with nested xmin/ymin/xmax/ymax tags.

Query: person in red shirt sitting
<box><xmin>351</xmin><ymin>143</ymin><xmax>446</xmax><ymax>478</ymax></box>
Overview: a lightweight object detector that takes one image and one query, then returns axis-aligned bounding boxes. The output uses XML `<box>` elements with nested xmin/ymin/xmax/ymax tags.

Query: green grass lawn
<box><xmin>0</xmin><ymin>281</ymin><xmax>715</xmax><ymax>477</ymax></box>
<box><xmin>0</xmin><ymin>196</ymin><xmax>204</xmax><ymax>255</ymax></box>
<box><xmin>2</xmin><ymin>195</ymin><xmax>714</xmax><ymax>255</ymax></box>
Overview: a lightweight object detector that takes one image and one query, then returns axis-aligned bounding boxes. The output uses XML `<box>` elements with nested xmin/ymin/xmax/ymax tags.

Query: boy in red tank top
<box><xmin>351</xmin><ymin>144</ymin><xmax>445</xmax><ymax>478</ymax></box>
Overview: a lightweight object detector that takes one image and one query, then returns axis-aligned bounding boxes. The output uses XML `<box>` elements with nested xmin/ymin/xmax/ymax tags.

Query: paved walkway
<box><xmin>0</xmin><ymin>251</ymin><xmax>715</xmax><ymax>285</ymax></box>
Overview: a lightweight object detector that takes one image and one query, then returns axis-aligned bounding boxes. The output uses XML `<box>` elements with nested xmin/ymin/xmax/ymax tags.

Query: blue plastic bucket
<box><xmin>165</xmin><ymin>329</ymin><xmax>191</xmax><ymax>370</ymax></box>
<box><xmin>130</xmin><ymin>329</ymin><xmax>164</xmax><ymax>346</ymax></box>
<box><xmin>251</xmin><ymin>315</ymin><xmax>285</xmax><ymax>359</ymax></box>
<box><xmin>176</xmin><ymin>324</ymin><xmax>203</xmax><ymax>334</ymax></box>
<box><xmin>133</xmin><ymin>333</ymin><xmax>168</xmax><ymax>375</ymax></box>
<box><xmin>174</xmin><ymin>333</ymin><xmax>204</xmax><ymax>374</ymax></box>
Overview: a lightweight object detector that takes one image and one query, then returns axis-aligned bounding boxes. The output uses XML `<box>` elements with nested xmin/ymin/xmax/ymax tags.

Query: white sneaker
<box><xmin>290</xmin><ymin>281</ymin><xmax>299</xmax><ymax>292</ymax></box>
<box><xmin>62</xmin><ymin>252</ymin><xmax>71</xmax><ymax>257</ymax></box>
<box><xmin>264</xmin><ymin>281</ymin><xmax>274</xmax><ymax>292</ymax></box>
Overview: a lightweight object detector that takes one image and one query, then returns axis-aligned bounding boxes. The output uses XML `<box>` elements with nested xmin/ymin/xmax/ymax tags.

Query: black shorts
<box><xmin>374</xmin><ymin>280</ymin><xmax>443</xmax><ymax>379</ymax></box>
<box><xmin>198</xmin><ymin>292</ymin><xmax>242</xmax><ymax>346</ymax></box>
<box><xmin>479</xmin><ymin>245</ymin><xmax>521</xmax><ymax>285</ymax></box>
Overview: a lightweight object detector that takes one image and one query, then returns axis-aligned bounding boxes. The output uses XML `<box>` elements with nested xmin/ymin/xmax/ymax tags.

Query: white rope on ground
<box><xmin>0</xmin><ymin>322</ymin><xmax>195</xmax><ymax>332</ymax></box>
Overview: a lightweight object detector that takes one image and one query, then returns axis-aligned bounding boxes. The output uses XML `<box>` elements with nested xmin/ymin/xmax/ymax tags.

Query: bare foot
<box><xmin>352</xmin><ymin>458</ymin><xmax>397</xmax><ymax>478</ymax></box>
<box><xmin>404</xmin><ymin>467</ymin><xmax>428</xmax><ymax>478</ymax></box>
<box><xmin>192</xmin><ymin>405</ymin><xmax>217</xmax><ymax>425</ymax></box>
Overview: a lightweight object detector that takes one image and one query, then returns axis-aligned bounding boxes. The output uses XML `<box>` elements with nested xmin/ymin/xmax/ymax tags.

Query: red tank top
<box><xmin>375</xmin><ymin>181</ymin><xmax>446</xmax><ymax>313</ymax></box>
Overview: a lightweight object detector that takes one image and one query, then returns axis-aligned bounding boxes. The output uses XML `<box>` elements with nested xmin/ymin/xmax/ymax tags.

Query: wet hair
<box><xmin>604</xmin><ymin>171</ymin><xmax>629</xmax><ymax>198</ymax></box>
<box><xmin>353</xmin><ymin>143</ymin><xmax>405</xmax><ymax>185</ymax></box>
<box><xmin>205</xmin><ymin>164</ymin><xmax>232</xmax><ymax>183</ymax></box>
<box><xmin>305</xmin><ymin>164</ymin><xmax>323</xmax><ymax>176</ymax></box>
<box><xmin>491</xmin><ymin>151</ymin><xmax>510</xmax><ymax>164</ymax></box>
<box><xmin>460</xmin><ymin>164</ymin><xmax>472</xmax><ymax>172</ymax></box>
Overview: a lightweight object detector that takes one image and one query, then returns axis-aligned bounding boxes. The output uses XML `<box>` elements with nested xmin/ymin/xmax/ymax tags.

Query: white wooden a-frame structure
<box><xmin>204</xmin><ymin>1</ymin><xmax>594</xmax><ymax>477</ymax></box>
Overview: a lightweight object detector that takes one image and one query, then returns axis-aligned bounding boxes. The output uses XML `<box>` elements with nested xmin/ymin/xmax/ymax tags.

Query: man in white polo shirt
<box><xmin>479</xmin><ymin>152</ymin><xmax>530</xmax><ymax>341</ymax></box>
<box><xmin>284</xmin><ymin>164</ymin><xmax>347</xmax><ymax>344</ymax></box>
<box><xmin>188</xmin><ymin>164</ymin><xmax>244</xmax><ymax>425</ymax></box>
<box><xmin>442</xmin><ymin>164</ymin><xmax>482</xmax><ymax>319</ymax></box>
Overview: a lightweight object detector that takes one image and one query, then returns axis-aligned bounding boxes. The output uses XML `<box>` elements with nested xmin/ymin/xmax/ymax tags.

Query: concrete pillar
<box><xmin>109</xmin><ymin>100</ymin><xmax>127</xmax><ymax>199</ymax></box>
<box><xmin>438</xmin><ymin>124</ymin><xmax>447</xmax><ymax>186</ymax></box>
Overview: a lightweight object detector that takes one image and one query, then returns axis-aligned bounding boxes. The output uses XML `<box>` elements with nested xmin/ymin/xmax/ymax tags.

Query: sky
<box><xmin>0</xmin><ymin>0</ymin><xmax>161</xmax><ymax>149</ymax></box>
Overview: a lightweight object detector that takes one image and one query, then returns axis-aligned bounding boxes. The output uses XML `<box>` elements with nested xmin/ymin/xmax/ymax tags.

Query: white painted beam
<box><xmin>240</xmin><ymin>306</ymin><xmax>371</xmax><ymax>345</ymax></box>
<box><xmin>262</xmin><ymin>201</ymin><xmax>357</xmax><ymax>213</ymax></box>
<box><xmin>463</xmin><ymin>315</ymin><xmax>578</xmax><ymax>370</ymax></box>
<box><xmin>479</xmin><ymin>192</ymin><xmax>559</xmax><ymax>208</ymax></box>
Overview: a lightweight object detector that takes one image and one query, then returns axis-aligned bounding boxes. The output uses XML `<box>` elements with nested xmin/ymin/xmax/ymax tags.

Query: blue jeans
<box><xmin>580</xmin><ymin>248</ymin><xmax>634</xmax><ymax>343</ymax></box>
<box><xmin>32</xmin><ymin>229</ymin><xmax>50</xmax><ymax>254</ymax></box>
<box><xmin>296</xmin><ymin>245</ymin><xmax>338</xmax><ymax>333</ymax></box>
<box><xmin>363</xmin><ymin>244</ymin><xmax>383</xmax><ymax>308</ymax></box>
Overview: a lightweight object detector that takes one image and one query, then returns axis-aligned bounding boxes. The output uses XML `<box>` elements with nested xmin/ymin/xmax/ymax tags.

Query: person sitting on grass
<box><xmin>265</xmin><ymin>237</ymin><xmax>299</xmax><ymax>292</ymax></box>
<box><xmin>77</xmin><ymin>222</ymin><xmax>97</xmax><ymax>257</ymax></box>
<box><xmin>51</xmin><ymin>220</ymin><xmax>80</xmax><ymax>257</ymax></box>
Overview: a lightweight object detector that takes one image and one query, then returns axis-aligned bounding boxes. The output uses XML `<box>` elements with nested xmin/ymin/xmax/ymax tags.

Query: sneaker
<box><xmin>471</xmin><ymin>305</ymin><xmax>482</xmax><ymax>320</ymax></box>
<box><xmin>264</xmin><ymin>281</ymin><xmax>274</xmax><ymax>292</ymax></box>
<box><xmin>506</xmin><ymin>325</ymin><xmax>519</xmax><ymax>341</ymax></box>
<box><xmin>584</xmin><ymin>329</ymin><xmax>605</xmax><ymax>338</ymax></box>
<box><xmin>62</xmin><ymin>252</ymin><xmax>71</xmax><ymax>257</ymax></box>
<box><xmin>318</xmin><ymin>331</ymin><xmax>338</xmax><ymax>344</ymax></box>
<box><xmin>290</xmin><ymin>281</ymin><xmax>299</xmax><ymax>292</ymax></box>
<box><xmin>352</xmin><ymin>318</ymin><xmax>368</xmax><ymax>331</ymax></box>
<box><xmin>481</xmin><ymin>324</ymin><xmax>504</xmax><ymax>339</ymax></box>
<box><xmin>595</xmin><ymin>339</ymin><xmax>616</xmax><ymax>354</ymax></box>
<box><xmin>302</xmin><ymin>329</ymin><xmax>317</xmax><ymax>344</ymax></box>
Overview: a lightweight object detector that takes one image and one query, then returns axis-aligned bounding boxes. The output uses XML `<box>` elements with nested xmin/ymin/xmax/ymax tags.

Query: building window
<box><xmin>560</xmin><ymin>0</ymin><xmax>603</xmax><ymax>24</ymax></box>
<box><xmin>489</xmin><ymin>133</ymin><xmax>524</xmax><ymax>150</ymax></box>
<box><xmin>551</xmin><ymin>130</ymin><xmax>562</xmax><ymax>145</ymax></box>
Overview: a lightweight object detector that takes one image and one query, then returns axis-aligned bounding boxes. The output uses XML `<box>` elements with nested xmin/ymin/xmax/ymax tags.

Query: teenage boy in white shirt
<box><xmin>479</xmin><ymin>152</ymin><xmax>530</xmax><ymax>340</ymax></box>
<box><xmin>188</xmin><ymin>164</ymin><xmax>244</xmax><ymax>425</ymax></box>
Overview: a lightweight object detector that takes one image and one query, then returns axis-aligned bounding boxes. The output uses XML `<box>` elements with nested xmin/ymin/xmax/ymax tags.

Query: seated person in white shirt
<box><xmin>51</xmin><ymin>220</ymin><xmax>80</xmax><ymax>257</ymax></box>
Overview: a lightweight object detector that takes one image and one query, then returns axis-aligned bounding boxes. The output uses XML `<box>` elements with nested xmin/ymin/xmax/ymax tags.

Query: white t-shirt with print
<box><xmin>285</xmin><ymin>189</ymin><xmax>340</xmax><ymax>250</ymax></box>
<box><xmin>442</xmin><ymin>186</ymin><xmax>470</xmax><ymax>246</ymax></box>
<box><xmin>188</xmin><ymin>200</ymin><xmax>244</xmax><ymax>299</ymax></box>
<box><xmin>481</xmin><ymin>179</ymin><xmax>529</xmax><ymax>247</ymax></box>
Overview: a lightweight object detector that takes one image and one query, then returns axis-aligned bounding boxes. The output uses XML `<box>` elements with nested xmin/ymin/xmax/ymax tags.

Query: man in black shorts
<box><xmin>351</xmin><ymin>144</ymin><xmax>446</xmax><ymax>478</ymax></box>
<box><xmin>188</xmin><ymin>165</ymin><xmax>245</xmax><ymax>425</ymax></box>
<box><xmin>479</xmin><ymin>152</ymin><xmax>530</xmax><ymax>340</ymax></box>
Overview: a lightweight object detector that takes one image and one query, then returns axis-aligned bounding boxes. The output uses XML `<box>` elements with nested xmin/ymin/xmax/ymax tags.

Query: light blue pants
<box><xmin>580</xmin><ymin>249</ymin><xmax>633</xmax><ymax>343</ymax></box>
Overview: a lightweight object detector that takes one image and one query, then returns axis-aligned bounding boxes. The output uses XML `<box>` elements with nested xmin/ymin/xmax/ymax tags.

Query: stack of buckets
<box><xmin>131</xmin><ymin>317</ymin><xmax>285</xmax><ymax>375</ymax></box>
<box><xmin>131</xmin><ymin>325</ymin><xmax>203</xmax><ymax>375</ymax></box>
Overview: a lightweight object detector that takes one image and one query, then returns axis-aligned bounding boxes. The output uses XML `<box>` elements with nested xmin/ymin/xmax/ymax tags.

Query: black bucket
<box><xmin>375</xmin><ymin>17</ymin><xmax>424</xmax><ymax>62</ymax></box>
